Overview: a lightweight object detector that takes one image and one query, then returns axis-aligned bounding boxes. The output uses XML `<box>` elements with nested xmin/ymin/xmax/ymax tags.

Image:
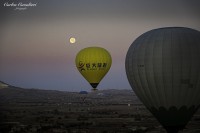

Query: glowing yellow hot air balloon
<box><xmin>75</xmin><ymin>47</ymin><xmax>112</xmax><ymax>91</ymax></box>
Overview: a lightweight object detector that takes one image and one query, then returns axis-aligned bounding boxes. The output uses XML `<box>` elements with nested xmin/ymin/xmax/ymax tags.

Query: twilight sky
<box><xmin>0</xmin><ymin>0</ymin><xmax>200</xmax><ymax>91</ymax></box>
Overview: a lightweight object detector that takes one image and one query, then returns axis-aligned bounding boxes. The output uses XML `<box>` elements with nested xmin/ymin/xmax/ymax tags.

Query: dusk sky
<box><xmin>0</xmin><ymin>0</ymin><xmax>200</xmax><ymax>91</ymax></box>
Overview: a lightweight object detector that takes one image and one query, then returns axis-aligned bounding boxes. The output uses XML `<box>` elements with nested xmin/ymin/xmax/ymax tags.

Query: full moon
<box><xmin>69</xmin><ymin>37</ymin><xmax>76</xmax><ymax>44</ymax></box>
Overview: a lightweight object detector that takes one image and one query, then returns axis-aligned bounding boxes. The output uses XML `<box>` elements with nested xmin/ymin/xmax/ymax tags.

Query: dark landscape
<box><xmin>0</xmin><ymin>81</ymin><xmax>200</xmax><ymax>133</ymax></box>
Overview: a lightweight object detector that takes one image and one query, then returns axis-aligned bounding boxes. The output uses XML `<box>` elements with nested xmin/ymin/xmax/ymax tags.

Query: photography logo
<box><xmin>4</xmin><ymin>2</ymin><xmax>37</xmax><ymax>11</ymax></box>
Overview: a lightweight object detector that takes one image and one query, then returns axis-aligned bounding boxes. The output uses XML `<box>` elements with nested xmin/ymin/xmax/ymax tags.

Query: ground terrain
<box><xmin>0</xmin><ymin>83</ymin><xmax>200</xmax><ymax>133</ymax></box>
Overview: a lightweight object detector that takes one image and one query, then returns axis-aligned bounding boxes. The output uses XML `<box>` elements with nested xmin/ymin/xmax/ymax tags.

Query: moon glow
<box><xmin>69</xmin><ymin>37</ymin><xmax>76</xmax><ymax>44</ymax></box>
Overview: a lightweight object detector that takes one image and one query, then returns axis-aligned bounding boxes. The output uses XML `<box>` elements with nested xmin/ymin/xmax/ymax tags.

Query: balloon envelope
<box><xmin>125</xmin><ymin>27</ymin><xmax>200</xmax><ymax>133</ymax></box>
<box><xmin>76</xmin><ymin>47</ymin><xmax>112</xmax><ymax>90</ymax></box>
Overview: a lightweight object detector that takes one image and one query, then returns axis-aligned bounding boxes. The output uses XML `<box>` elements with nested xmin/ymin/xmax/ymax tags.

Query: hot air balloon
<box><xmin>79</xmin><ymin>91</ymin><xmax>88</xmax><ymax>102</ymax></box>
<box><xmin>125</xmin><ymin>27</ymin><xmax>200</xmax><ymax>133</ymax></box>
<box><xmin>76</xmin><ymin>47</ymin><xmax>112</xmax><ymax>91</ymax></box>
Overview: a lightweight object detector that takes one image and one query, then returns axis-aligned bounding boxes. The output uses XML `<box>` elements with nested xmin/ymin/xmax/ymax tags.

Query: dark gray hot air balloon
<box><xmin>125</xmin><ymin>27</ymin><xmax>200</xmax><ymax>133</ymax></box>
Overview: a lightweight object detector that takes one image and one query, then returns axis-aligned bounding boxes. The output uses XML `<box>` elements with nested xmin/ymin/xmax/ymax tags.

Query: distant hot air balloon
<box><xmin>79</xmin><ymin>91</ymin><xmax>88</xmax><ymax>102</ymax></box>
<box><xmin>76</xmin><ymin>47</ymin><xmax>112</xmax><ymax>91</ymax></box>
<box><xmin>125</xmin><ymin>27</ymin><xmax>200</xmax><ymax>133</ymax></box>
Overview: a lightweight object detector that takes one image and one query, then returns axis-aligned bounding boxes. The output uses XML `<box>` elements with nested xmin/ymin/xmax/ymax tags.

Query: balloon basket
<box><xmin>91</xmin><ymin>88</ymin><xmax>98</xmax><ymax>91</ymax></box>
